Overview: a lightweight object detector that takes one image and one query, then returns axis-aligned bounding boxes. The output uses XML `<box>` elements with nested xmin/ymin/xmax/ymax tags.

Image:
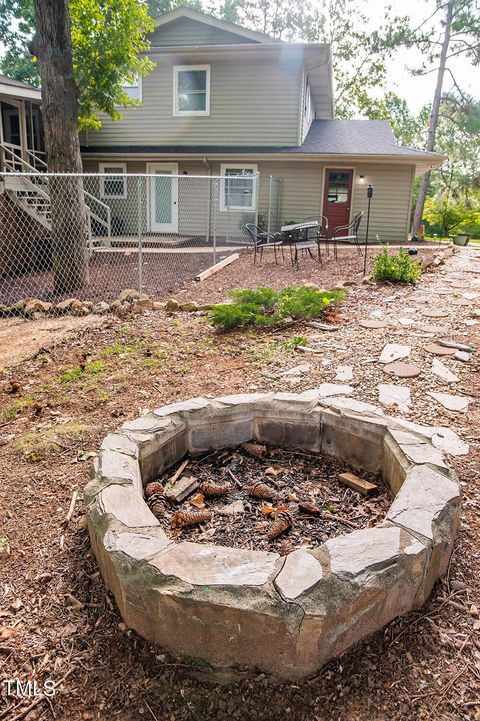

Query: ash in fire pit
<box><xmin>145</xmin><ymin>445</ymin><xmax>390</xmax><ymax>552</ymax></box>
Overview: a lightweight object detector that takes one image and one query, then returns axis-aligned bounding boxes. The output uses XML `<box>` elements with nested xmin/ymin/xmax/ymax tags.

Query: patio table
<box><xmin>280</xmin><ymin>220</ymin><xmax>320</xmax><ymax>268</ymax></box>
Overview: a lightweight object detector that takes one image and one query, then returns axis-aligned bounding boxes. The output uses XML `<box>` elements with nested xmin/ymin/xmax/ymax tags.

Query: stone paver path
<box><xmin>383</xmin><ymin>361</ymin><xmax>422</xmax><ymax>378</ymax></box>
<box><xmin>431</xmin><ymin>359</ymin><xmax>459</xmax><ymax>383</ymax></box>
<box><xmin>378</xmin><ymin>384</ymin><xmax>411</xmax><ymax>411</ymax></box>
<box><xmin>428</xmin><ymin>391</ymin><xmax>470</xmax><ymax>412</ymax></box>
<box><xmin>379</xmin><ymin>343</ymin><xmax>411</xmax><ymax>364</ymax></box>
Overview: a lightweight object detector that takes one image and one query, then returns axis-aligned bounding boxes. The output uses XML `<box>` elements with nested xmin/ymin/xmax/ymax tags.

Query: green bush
<box><xmin>372</xmin><ymin>247</ymin><xmax>421</xmax><ymax>284</ymax></box>
<box><xmin>210</xmin><ymin>285</ymin><xmax>345</xmax><ymax>329</ymax></box>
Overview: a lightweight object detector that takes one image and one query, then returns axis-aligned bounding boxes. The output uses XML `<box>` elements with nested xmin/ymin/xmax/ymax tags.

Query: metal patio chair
<box><xmin>330</xmin><ymin>211</ymin><xmax>364</xmax><ymax>259</ymax></box>
<box><xmin>285</xmin><ymin>215</ymin><xmax>328</xmax><ymax>268</ymax></box>
<box><xmin>245</xmin><ymin>223</ymin><xmax>284</xmax><ymax>265</ymax></box>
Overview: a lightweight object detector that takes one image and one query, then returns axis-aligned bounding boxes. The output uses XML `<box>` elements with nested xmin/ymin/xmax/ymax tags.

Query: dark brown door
<box><xmin>323</xmin><ymin>169</ymin><xmax>353</xmax><ymax>237</ymax></box>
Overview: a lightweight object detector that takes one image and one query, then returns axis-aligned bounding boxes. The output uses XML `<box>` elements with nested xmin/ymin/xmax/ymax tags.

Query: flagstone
<box><xmin>422</xmin><ymin>309</ymin><xmax>450</xmax><ymax>318</ymax></box>
<box><xmin>360</xmin><ymin>319</ymin><xmax>388</xmax><ymax>329</ymax></box>
<box><xmin>379</xmin><ymin>344</ymin><xmax>411</xmax><ymax>364</ymax></box>
<box><xmin>450</xmin><ymin>298</ymin><xmax>471</xmax><ymax>306</ymax></box>
<box><xmin>431</xmin><ymin>428</ymin><xmax>469</xmax><ymax>456</ymax></box>
<box><xmin>335</xmin><ymin>366</ymin><xmax>353</xmax><ymax>382</ymax></box>
<box><xmin>418</xmin><ymin>324</ymin><xmax>449</xmax><ymax>334</ymax></box>
<box><xmin>383</xmin><ymin>362</ymin><xmax>421</xmax><ymax>378</ymax></box>
<box><xmin>427</xmin><ymin>392</ymin><xmax>470</xmax><ymax>412</ymax></box>
<box><xmin>378</xmin><ymin>384</ymin><xmax>411</xmax><ymax>412</ymax></box>
<box><xmin>431</xmin><ymin>359</ymin><xmax>459</xmax><ymax>383</ymax></box>
<box><xmin>424</xmin><ymin>343</ymin><xmax>457</xmax><ymax>356</ymax></box>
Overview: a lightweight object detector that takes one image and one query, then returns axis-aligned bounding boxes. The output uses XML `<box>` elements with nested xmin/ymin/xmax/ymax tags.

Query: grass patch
<box><xmin>210</xmin><ymin>285</ymin><xmax>345</xmax><ymax>330</ymax></box>
<box><xmin>15</xmin><ymin>421</ymin><xmax>92</xmax><ymax>461</ymax></box>
<box><xmin>372</xmin><ymin>246</ymin><xmax>421</xmax><ymax>284</ymax></box>
<box><xmin>0</xmin><ymin>397</ymin><xmax>33</xmax><ymax>422</ymax></box>
<box><xmin>282</xmin><ymin>336</ymin><xmax>308</xmax><ymax>351</ymax></box>
<box><xmin>59</xmin><ymin>359</ymin><xmax>106</xmax><ymax>384</ymax></box>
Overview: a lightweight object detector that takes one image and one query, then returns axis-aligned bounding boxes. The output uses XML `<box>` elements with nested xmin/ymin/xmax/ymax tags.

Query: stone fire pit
<box><xmin>85</xmin><ymin>392</ymin><xmax>461</xmax><ymax>680</ymax></box>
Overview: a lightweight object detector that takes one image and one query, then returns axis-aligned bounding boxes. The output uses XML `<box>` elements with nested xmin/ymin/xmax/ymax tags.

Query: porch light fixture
<box><xmin>359</xmin><ymin>175</ymin><xmax>365</xmax><ymax>183</ymax></box>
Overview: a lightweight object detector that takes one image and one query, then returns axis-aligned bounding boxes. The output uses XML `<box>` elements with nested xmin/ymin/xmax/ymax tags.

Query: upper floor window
<box><xmin>173</xmin><ymin>65</ymin><xmax>210</xmax><ymax>117</ymax></box>
<box><xmin>99</xmin><ymin>163</ymin><xmax>127</xmax><ymax>199</ymax></box>
<box><xmin>122</xmin><ymin>75</ymin><xmax>142</xmax><ymax>101</ymax></box>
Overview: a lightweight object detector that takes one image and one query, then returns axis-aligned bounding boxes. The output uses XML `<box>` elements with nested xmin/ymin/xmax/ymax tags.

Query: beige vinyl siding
<box><xmin>349</xmin><ymin>164</ymin><xmax>414</xmax><ymax>244</ymax></box>
<box><xmin>149</xmin><ymin>17</ymin><xmax>258</xmax><ymax>46</ymax></box>
<box><xmin>86</xmin><ymin>54</ymin><xmax>301</xmax><ymax>147</ymax></box>
<box><xmin>81</xmin><ymin>158</ymin><xmax>414</xmax><ymax>244</ymax></box>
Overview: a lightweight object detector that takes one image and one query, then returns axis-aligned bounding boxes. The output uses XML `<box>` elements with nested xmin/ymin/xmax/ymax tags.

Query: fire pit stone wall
<box><xmin>85</xmin><ymin>392</ymin><xmax>461</xmax><ymax>680</ymax></box>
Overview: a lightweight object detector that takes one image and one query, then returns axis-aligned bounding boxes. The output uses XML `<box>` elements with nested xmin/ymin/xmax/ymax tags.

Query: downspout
<box><xmin>203</xmin><ymin>156</ymin><xmax>211</xmax><ymax>243</ymax></box>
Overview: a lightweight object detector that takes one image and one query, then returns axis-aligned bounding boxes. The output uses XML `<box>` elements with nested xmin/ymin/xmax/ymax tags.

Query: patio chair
<box><xmin>286</xmin><ymin>216</ymin><xmax>328</xmax><ymax>268</ymax></box>
<box><xmin>245</xmin><ymin>223</ymin><xmax>284</xmax><ymax>265</ymax></box>
<box><xmin>330</xmin><ymin>211</ymin><xmax>364</xmax><ymax>259</ymax></box>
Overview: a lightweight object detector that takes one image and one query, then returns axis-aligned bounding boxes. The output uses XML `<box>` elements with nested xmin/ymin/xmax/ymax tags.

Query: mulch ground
<box><xmin>0</xmin><ymin>243</ymin><xmax>438</xmax><ymax>308</ymax></box>
<box><xmin>148</xmin><ymin>446</ymin><xmax>388</xmax><ymax>552</ymax></box>
<box><xmin>0</xmin><ymin>249</ymin><xmax>212</xmax><ymax>307</ymax></box>
<box><xmin>0</xmin><ymin>246</ymin><xmax>479</xmax><ymax>721</ymax></box>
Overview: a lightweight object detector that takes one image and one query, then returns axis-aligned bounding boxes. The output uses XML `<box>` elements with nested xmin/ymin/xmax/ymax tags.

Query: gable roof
<box><xmin>151</xmin><ymin>7</ymin><xmax>280</xmax><ymax>45</ymax></box>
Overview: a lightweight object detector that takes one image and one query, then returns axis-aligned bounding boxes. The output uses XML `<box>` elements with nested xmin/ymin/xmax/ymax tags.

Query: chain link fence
<box><xmin>0</xmin><ymin>170</ymin><xmax>282</xmax><ymax>315</ymax></box>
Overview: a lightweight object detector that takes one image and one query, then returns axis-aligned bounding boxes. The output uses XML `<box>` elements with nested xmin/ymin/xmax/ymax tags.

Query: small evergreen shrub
<box><xmin>372</xmin><ymin>246</ymin><xmax>421</xmax><ymax>284</ymax></box>
<box><xmin>210</xmin><ymin>285</ymin><xmax>345</xmax><ymax>330</ymax></box>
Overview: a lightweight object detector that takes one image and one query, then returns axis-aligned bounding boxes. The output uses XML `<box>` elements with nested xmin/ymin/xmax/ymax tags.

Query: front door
<box><xmin>322</xmin><ymin>169</ymin><xmax>353</xmax><ymax>237</ymax></box>
<box><xmin>147</xmin><ymin>163</ymin><xmax>178</xmax><ymax>233</ymax></box>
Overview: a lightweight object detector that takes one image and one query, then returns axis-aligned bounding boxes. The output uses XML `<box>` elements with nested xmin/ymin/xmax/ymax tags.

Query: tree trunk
<box><xmin>32</xmin><ymin>0</ymin><xmax>88</xmax><ymax>293</ymax></box>
<box><xmin>412</xmin><ymin>0</ymin><xmax>454</xmax><ymax>236</ymax></box>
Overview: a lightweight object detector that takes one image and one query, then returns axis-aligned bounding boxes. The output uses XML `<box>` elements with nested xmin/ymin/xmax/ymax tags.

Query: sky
<box><xmin>367</xmin><ymin>0</ymin><xmax>479</xmax><ymax>112</ymax></box>
<box><xmin>0</xmin><ymin>0</ymin><xmax>478</xmax><ymax>114</ymax></box>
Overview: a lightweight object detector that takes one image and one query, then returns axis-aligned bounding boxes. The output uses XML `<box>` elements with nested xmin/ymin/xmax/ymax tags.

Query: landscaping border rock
<box><xmin>85</xmin><ymin>392</ymin><xmax>461</xmax><ymax>681</ymax></box>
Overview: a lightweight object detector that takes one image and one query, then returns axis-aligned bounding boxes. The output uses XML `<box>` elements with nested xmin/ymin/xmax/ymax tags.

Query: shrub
<box><xmin>210</xmin><ymin>285</ymin><xmax>345</xmax><ymax>329</ymax></box>
<box><xmin>372</xmin><ymin>247</ymin><xmax>421</xmax><ymax>284</ymax></box>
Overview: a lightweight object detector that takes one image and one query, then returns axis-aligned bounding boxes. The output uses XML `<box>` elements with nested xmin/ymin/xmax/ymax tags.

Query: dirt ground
<box><xmin>0</xmin><ymin>246</ymin><xmax>479</xmax><ymax>721</ymax></box>
<box><xmin>0</xmin><ymin>315</ymin><xmax>107</xmax><ymax>369</ymax></box>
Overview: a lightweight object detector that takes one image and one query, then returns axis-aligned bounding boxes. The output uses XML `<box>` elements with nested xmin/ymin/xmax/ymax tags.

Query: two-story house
<box><xmin>80</xmin><ymin>7</ymin><xmax>444</xmax><ymax>244</ymax></box>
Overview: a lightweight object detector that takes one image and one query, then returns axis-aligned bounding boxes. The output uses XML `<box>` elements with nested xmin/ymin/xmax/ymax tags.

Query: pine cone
<box><xmin>145</xmin><ymin>481</ymin><xmax>164</xmax><ymax>498</ymax></box>
<box><xmin>148</xmin><ymin>493</ymin><xmax>168</xmax><ymax>520</ymax></box>
<box><xmin>268</xmin><ymin>509</ymin><xmax>293</xmax><ymax>540</ymax></box>
<box><xmin>172</xmin><ymin>510</ymin><xmax>213</xmax><ymax>528</ymax></box>
<box><xmin>278</xmin><ymin>539</ymin><xmax>296</xmax><ymax>556</ymax></box>
<box><xmin>298</xmin><ymin>502</ymin><xmax>322</xmax><ymax>515</ymax></box>
<box><xmin>199</xmin><ymin>481</ymin><xmax>231</xmax><ymax>497</ymax></box>
<box><xmin>241</xmin><ymin>442</ymin><xmax>267</xmax><ymax>458</ymax></box>
<box><xmin>248</xmin><ymin>481</ymin><xmax>280</xmax><ymax>502</ymax></box>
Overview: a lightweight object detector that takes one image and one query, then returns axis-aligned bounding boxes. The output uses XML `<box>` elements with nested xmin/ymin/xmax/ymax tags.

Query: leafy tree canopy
<box><xmin>0</xmin><ymin>0</ymin><xmax>156</xmax><ymax>130</ymax></box>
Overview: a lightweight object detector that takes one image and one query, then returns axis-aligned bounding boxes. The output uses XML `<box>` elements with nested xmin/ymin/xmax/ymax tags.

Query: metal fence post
<box><xmin>212</xmin><ymin>178</ymin><xmax>218</xmax><ymax>265</ymax></box>
<box><xmin>267</xmin><ymin>175</ymin><xmax>273</xmax><ymax>234</ymax></box>
<box><xmin>137</xmin><ymin>175</ymin><xmax>144</xmax><ymax>296</ymax></box>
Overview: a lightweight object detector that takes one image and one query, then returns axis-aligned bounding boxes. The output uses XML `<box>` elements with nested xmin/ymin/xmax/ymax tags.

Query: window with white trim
<box><xmin>122</xmin><ymin>74</ymin><xmax>142</xmax><ymax>101</ymax></box>
<box><xmin>173</xmin><ymin>65</ymin><xmax>210</xmax><ymax>116</ymax></box>
<box><xmin>220</xmin><ymin>164</ymin><xmax>258</xmax><ymax>211</ymax></box>
<box><xmin>99</xmin><ymin>163</ymin><xmax>127</xmax><ymax>199</ymax></box>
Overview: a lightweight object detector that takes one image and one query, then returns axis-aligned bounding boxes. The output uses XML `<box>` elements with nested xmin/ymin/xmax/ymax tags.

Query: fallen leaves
<box><xmin>0</xmin><ymin>625</ymin><xmax>20</xmax><ymax>640</ymax></box>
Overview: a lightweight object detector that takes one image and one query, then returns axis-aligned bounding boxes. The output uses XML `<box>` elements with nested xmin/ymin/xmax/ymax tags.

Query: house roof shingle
<box><xmin>81</xmin><ymin>120</ymin><xmax>443</xmax><ymax>162</ymax></box>
<box><xmin>0</xmin><ymin>73</ymin><xmax>39</xmax><ymax>91</ymax></box>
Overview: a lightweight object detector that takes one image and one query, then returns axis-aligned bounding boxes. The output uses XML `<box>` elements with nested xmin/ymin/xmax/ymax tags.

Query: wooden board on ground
<box><xmin>337</xmin><ymin>472</ymin><xmax>377</xmax><ymax>496</ymax></box>
<box><xmin>165</xmin><ymin>475</ymin><xmax>199</xmax><ymax>502</ymax></box>
<box><xmin>195</xmin><ymin>253</ymin><xmax>239</xmax><ymax>282</ymax></box>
